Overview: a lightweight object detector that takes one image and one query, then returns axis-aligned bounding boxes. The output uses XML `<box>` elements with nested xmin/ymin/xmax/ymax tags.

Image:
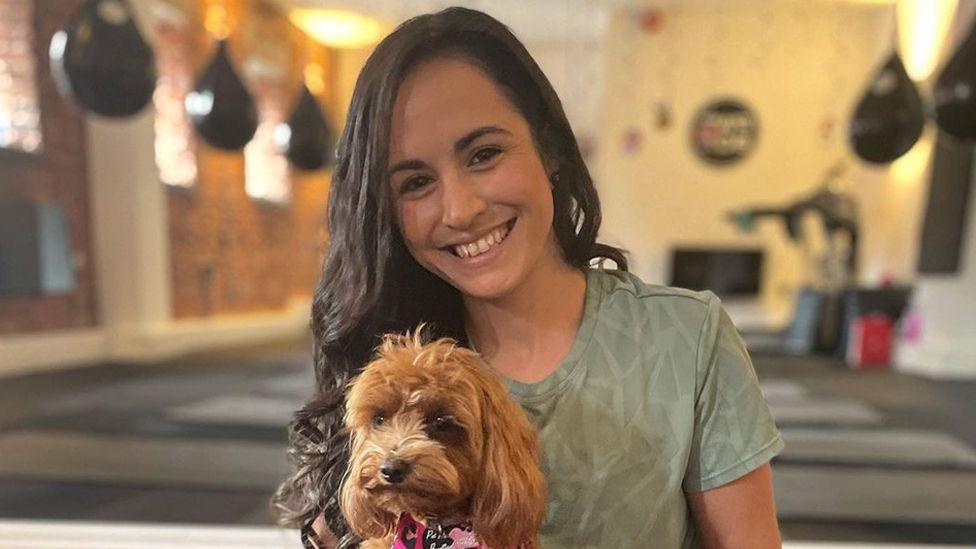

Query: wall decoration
<box><xmin>49</xmin><ymin>0</ymin><xmax>156</xmax><ymax>117</ymax></box>
<box><xmin>849</xmin><ymin>52</ymin><xmax>923</xmax><ymax>164</ymax></box>
<box><xmin>654</xmin><ymin>101</ymin><xmax>673</xmax><ymax>131</ymax></box>
<box><xmin>935</xmin><ymin>18</ymin><xmax>976</xmax><ymax>140</ymax></box>
<box><xmin>819</xmin><ymin>117</ymin><xmax>837</xmax><ymax>143</ymax></box>
<box><xmin>185</xmin><ymin>39</ymin><xmax>258</xmax><ymax>150</ymax></box>
<box><xmin>636</xmin><ymin>8</ymin><xmax>666</xmax><ymax>34</ymax></box>
<box><xmin>620</xmin><ymin>127</ymin><xmax>643</xmax><ymax>156</ymax></box>
<box><xmin>690</xmin><ymin>98</ymin><xmax>759</xmax><ymax>166</ymax></box>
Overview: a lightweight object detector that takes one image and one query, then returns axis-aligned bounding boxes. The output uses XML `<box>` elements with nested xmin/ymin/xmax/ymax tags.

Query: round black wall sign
<box><xmin>691</xmin><ymin>99</ymin><xmax>759</xmax><ymax>166</ymax></box>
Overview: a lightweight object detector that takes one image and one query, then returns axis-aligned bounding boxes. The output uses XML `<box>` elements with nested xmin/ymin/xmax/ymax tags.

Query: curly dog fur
<box><xmin>340</xmin><ymin>331</ymin><xmax>545</xmax><ymax>548</ymax></box>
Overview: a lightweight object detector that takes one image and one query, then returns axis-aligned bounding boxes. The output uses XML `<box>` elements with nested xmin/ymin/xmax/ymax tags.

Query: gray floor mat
<box><xmin>774</xmin><ymin>464</ymin><xmax>976</xmax><ymax>524</ymax></box>
<box><xmin>779</xmin><ymin>428</ymin><xmax>976</xmax><ymax>468</ymax></box>
<box><xmin>760</xmin><ymin>380</ymin><xmax>810</xmax><ymax>402</ymax></box>
<box><xmin>256</xmin><ymin>373</ymin><xmax>317</xmax><ymax>400</ymax></box>
<box><xmin>0</xmin><ymin>519</ymin><xmax>299</xmax><ymax>548</ymax></box>
<box><xmin>768</xmin><ymin>399</ymin><xmax>884</xmax><ymax>426</ymax></box>
<box><xmin>166</xmin><ymin>395</ymin><xmax>302</xmax><ymax>428</ymax></box>
<box><xmin>0</xmin><ymin>431</ymin><xmax>287</xmax><ymax>491</ymax></box>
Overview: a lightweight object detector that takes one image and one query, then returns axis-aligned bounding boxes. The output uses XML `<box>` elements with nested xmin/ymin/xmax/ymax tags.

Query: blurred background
<box><xmin>1</xmin><ymin>0</ymin><xmax>975</xmax><ymax>547</ymax></box>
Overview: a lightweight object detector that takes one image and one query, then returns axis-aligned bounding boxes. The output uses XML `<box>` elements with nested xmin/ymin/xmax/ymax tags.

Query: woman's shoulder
<box><xmin>585</xmin><ymin>268</ymin><xmax>721</xmax><ymax>348</ymax></box>
<box><xmin>588</xmin><ymin>268</ymin><xmax>716</xmax><ymax>313</ymax></box>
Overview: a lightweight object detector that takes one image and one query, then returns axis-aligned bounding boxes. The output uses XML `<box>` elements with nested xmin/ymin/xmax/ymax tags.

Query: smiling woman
<box><xmin>271</xmin><ymin>9</ymin><xmax>624</xmax><ymax>545</ymax></box>
<box><xmin>273</xmin><ymin>7</ymin><xmax>782</xmax><ymax>549</ymax></box>
<box><xmin>388</xmin><ymin>58</ymin><xmax>563</xmax><ymax>302</ymax></box>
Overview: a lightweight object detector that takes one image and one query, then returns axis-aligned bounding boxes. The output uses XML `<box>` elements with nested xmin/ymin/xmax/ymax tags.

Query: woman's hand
<box><xmin>686</xmin><ymin>462</ymin><xmax>782</xmax><ymax>549</ymax></box>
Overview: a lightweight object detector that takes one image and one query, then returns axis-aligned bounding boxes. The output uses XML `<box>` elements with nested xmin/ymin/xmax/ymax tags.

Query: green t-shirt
<box><xmin>506</xmin><ymin>268</ymin><xmax>784</xmax><ymax>548</ymax></box>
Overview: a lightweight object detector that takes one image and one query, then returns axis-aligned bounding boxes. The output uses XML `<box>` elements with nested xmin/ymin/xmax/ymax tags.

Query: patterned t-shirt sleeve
<box><xmin>682</xmin><ymin>291</ymin><xmax>785</xmax><ymax>492</ymax></box>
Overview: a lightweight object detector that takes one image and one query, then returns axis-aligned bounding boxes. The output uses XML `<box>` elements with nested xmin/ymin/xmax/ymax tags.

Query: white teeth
<box><xmin>452</xmin><ymin>222</ymin><xmax>511</xmax><ymax>259</ymax></box>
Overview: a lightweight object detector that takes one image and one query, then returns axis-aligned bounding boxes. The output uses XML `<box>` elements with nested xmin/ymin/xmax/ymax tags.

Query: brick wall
<box><xmin>0</xmin><ymin>0</ymin><xmax>334</xmax><ymax>332</ymax></box>
<box><xmin>0</xmin><ymin>0</ymin><xmax>98</xmax><ymax>335</ymax></box>
<box><xmin>164</xmin><ymin>0</ymin><xmax>333</xmax><ymax>318</ymax></box>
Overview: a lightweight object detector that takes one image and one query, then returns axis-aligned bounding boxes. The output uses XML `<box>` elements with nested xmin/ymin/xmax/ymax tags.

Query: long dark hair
<box><xmin>272</xmin><ymin>7</ymin><xmax>626</xmax><ymax>544</ymax></box>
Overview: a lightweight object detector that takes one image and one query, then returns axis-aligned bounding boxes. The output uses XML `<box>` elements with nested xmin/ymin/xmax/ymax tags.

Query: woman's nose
<box><xmin>440</xmin><ymin>174</ymin><xmax>487</xmax><ymax>229</ymax></box>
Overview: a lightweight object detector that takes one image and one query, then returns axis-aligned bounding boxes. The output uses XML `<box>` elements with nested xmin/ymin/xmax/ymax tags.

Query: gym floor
<box><xmin>0</xmin><ymin>339</ymin><xmax>974</xmax><ymax>546</ymax></box>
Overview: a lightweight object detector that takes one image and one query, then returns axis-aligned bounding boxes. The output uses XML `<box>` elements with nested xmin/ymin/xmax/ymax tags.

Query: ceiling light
<box><xmin>288</xmin><ymin>8</ymin><xmax>384</xmax><ymax>49</ymax></box>
<box><xmin>897</xmin><ymin>0</ymin><xmax>958</xmax><ymax>81</ymax></box>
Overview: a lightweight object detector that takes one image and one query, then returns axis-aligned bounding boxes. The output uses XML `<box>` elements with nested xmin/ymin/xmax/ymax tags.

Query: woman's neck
<box><xmin>463</xmin><ymin>252</ymin><xmax>587</xmax><ymax>383</ymax></box>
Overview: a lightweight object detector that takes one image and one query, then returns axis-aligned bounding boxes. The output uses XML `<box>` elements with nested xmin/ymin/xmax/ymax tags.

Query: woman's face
<box><xmin>388</xmin><ymin>57</ymin><xmax>561</xmax><ymax>300</ymax></box>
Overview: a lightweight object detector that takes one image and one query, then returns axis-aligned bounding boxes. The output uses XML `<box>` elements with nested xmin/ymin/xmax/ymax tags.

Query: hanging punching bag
<box><xmin>185</xmin><ymin>40</ymin><xmax>257</xmax><ymax>150</ymax></box>
<box><xmin>275</xmin><ymin>82</ymin><xmax>334</xmax><ymax>171</ymax></box>
<box><xmin>849</xmin><ymin>52</ymin><xmax>924</xmax><ymax>164</ymax></box>
<box><xmin>935</xmin><ymin>19</ymin><xmax>976</xmax><ymax>139</ymax></box>
<box><xmin>49</xmin><ymin>0</ymin><xmax>156</xmax><ymax>117</ymax></box>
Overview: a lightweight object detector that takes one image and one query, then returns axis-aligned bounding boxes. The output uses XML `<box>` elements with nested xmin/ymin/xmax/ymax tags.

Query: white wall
<box><xmin>527</xmin><ymin>35</ymin><xmax>607</xmax><ymax>160</ymax></box>
<box><xmin>594</xmin><ymin>2</ymin><xmax>923</xmax><ymax>328</ymax></box>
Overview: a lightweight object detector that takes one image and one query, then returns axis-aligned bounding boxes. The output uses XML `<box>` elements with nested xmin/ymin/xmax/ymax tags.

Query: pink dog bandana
<box><xmin>392</xmin><ymin>514</ymin><xmax>480</xmax><ymax>549</ymax></box>
<box><xmin>391</xmin><ymin>514</ymin><xmax>533</xmax><ymax>549</ymax></box>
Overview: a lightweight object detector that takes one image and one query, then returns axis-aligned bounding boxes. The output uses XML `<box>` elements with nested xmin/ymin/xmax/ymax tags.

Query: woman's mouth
<box><xmin>446</xmin><ymin>219</ymin><xmax>516</xmax><ymax>258</ymax></box>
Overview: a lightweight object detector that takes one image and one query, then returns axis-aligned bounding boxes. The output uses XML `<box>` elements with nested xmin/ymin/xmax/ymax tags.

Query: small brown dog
<box><xmin>339</xmin><ymin>331</ymin><xmax>545</xmax><ymax>549</ymax></box>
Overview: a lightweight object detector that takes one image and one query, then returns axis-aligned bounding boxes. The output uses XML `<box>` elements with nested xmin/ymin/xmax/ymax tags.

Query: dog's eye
<box><xmin>371</xmin><ymin>413</ymin><xmax>386</xmax><ymax>427</ymax></box>
<box><xmin>424</xmin><ymin>413</ymin><xmax>464</xmax><ymax>442</ymax></box>
<box><xmin>430</xmin><ymin>415</ymin><xmax>454</xmax><ymax>431</ymax></box>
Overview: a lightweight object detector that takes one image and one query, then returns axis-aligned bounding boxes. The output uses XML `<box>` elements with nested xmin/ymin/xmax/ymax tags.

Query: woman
<box><xmin>273</xmin><ymin>7</ymin><xmax>784</xmax><ymax>548</ymax></box>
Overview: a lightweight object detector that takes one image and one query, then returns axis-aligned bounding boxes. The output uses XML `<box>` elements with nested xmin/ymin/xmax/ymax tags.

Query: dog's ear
<box><xmin>339</xmin><ymin>432</ymin><xmax>396</xmax><ymax>540</ymax></box>
<box><xmin>468</xmin><ymin>363</ymin><xmax>546</xmax><ymax>547</ymax></box>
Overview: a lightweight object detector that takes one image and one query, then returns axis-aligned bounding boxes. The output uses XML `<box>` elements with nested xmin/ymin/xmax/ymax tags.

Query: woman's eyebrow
<box><xmin>453</xmin><ymin>126</ymin><xmax>511</xmax><ymax>153</ymax></box>
<box><xmin>388</xmin><ymin>126</ymin><xmax>512</xmax><ymax>176</ymax></box>
<box><xmin>388</xmin><ymin>159</ymin><xmax>428</xmax><ymax>176</ymax></box>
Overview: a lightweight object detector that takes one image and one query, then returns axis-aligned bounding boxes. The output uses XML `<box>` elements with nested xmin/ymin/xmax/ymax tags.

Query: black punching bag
<box><xmin>49</xmin><ymin>0</ymin><xmax>156</xmax><ymax>117</ymax></box>
<box><xmin>935</xmin><ymin>19</ymin><xmax>976</xmax><ymax>139</ymax></box>
<box><xmin>186</xmin><ymin>40</ymin><xmax>257</xmax><ymax>150</ymax></box>
<box><xmin>849</xmin><ymin>53</ymin><xmax>925</xmax><ymax>164</ymax></box>
<box><xmin>276</xmin><ymin>82</ymin><xmax>334</xmax><ymax>171</ymax></box>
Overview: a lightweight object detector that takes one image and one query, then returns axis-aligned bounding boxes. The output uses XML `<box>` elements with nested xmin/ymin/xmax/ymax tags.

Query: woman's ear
<box><xmin>468</xmin><ymin>363</ymin><xmax>546</xmax><ymax>547</ymax></box>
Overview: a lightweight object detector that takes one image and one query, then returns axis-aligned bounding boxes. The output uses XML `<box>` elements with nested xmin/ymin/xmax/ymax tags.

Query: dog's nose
<box><xmin>380</xmin><ymin>458</ymin><xmax>410</xmax><ymax>484</ymax></box>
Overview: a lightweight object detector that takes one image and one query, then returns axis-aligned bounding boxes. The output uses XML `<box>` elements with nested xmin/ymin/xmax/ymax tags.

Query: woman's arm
<box><xmin>686</xmin><ymin>462</ymin><xmax>782</xmax><ymax>549</ymax></box>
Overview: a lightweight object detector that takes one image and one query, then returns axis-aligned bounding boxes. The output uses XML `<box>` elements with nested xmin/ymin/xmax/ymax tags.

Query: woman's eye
<box><xmin>400</xmin><ymin>175</ymin><xmax>432</xmax><ymax>195</ymax></box>
<box><xmin>469</xmin><ymin>147</ymin><xmax>501</xmax><ymax>166</ymax></box>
